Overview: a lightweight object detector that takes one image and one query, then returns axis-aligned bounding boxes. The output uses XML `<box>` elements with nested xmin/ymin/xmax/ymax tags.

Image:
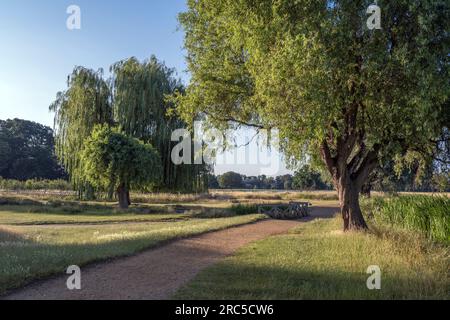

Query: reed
<box><xmin>363</xmin><ymin>196</ymin><xmax>449</xmax><ymax>243</ymax></box>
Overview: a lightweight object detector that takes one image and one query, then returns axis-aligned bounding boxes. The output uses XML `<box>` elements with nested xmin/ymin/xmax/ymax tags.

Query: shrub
<box><xmin>230</xmin><ymin>204</ymin><xmax>259</xmax><ymax>215</ymax></box>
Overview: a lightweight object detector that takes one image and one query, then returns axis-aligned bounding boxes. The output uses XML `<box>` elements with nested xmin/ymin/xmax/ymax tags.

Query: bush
<box><xmin>230</xmin><ymin>204</ymin><xmax>259</xmax><ymax>215</ymax></box>
<box><xmin>363</xmin><ymin>196</ymin><xmax>450</xmax><ymax>243</ymax></box>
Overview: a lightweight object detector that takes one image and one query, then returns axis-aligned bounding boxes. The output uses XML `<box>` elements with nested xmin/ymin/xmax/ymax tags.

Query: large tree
<box><xmin>0</xmin><ymin>119</ymin><xmax>65</xmax><ymax>180</ymax></box>
<box><xmin>81</xmin><ymin>125</ymin><xmax>161</xmax><ymax>209</ymax></box>
<box><xmin>50</xmin><ymin>67</ymin><xmax>112</xmax><ymax>198</ymax></box>
<box><xmin>175</xmin><ymin>0</ymin><xmax>449</xmax><ymax>230</ymax></box>
<box><xmin>111</xmin><ymin>56</ymin><xmax>210</xmax><ymax>192</ymax></box>
<box><xmin>293</xmin><ymin>165</ymin><xmax>329</xmax><ymax>191</ymax></box>
<box><xmin>51</xmin><ymin>56</ymin><xmax>210</xmax><ymax>197</ymax></box>
<box><xmin>218</xmin><ymin>171</ymin><xmax>243</xmax><ymax>189</ymax></box>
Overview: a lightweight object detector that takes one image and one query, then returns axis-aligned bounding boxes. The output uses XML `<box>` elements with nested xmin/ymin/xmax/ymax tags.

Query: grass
<box><xmin>174</xmin><ymin>216</ymin><xmax>450</xmax><ymax>300</ymax></box>
<box><xmin>1</xmin><ymin>189</ymin><xmax>448</xmax><ymax>299</ymax></box>
<box><xmin>0</xmin><ymin>213</ymin><xmax>266</xmax><ymax>295</ymax></box>
<box><xmin>0</xmin><ymin>204</ymin><xmax>189</xmax><ymax>225</ymax></box>
<box><xmin>362</xmin><ymin>196</ymin><xmax>450</xmax><ymax>243</ymax></box>
<box><xmin>0</xmin><ymin>209</ymin><xmax>187</xmax><ymax>225</ymax></box>
<box><xmin>211</xmin><ymin>190</ymin><xmax>339</xmax><ymax>201</ymax></box>
<box><xmin>0</xmin><ymin>178</ymin><xmax>72</xmax><ymax>191</ymax></box>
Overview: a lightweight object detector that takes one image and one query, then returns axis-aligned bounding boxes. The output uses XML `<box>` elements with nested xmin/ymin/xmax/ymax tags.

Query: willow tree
<box><xmin>50</xmin><ymin>67</ymin><xmax>112</xmax><ymax>198</ymax></box>
<box><xmin>81</xmin><ymin>125</ymin><xmax>161</xmax><ymax>209</ymax></box>
<box><xmin>175</xmin><ymin>0</ymin><xmax>449</xmax><ymax>230</ymax></box>
<box><xmin>51</xmin><ymin>57</ymin><xmax>209</xmax><ymax>197</ymax></box>
<box><xmin>111</xmin><ymin>56</ymin><xmax>209</xmax><ymax>192</ymax></box>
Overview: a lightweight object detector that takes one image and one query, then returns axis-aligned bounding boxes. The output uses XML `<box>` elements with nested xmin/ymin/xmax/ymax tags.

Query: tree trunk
<box><xmin>338</xmin><ymin>179</ymin><xmax>368</xmax><ymax>231</ymax></box>
<box><xmin>320</xmin><ymin>138</ymin><xmax>379</xmax><ymax>232</ymax></box>
<box><xmin>126</xmin><ymin>190</ymin><xmax>131</xmax><ymax>206</ymax></box>
<box><xmin>117</xmin><ymin>183</ymin><xmax>129</xmax><ymax>209</ymax></box>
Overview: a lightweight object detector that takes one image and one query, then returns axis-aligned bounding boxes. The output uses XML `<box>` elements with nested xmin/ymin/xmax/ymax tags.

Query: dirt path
<box><xmin>3</xmin><ymin>207</ymin><xmax>337</xmax><ymax>300</ymax></box>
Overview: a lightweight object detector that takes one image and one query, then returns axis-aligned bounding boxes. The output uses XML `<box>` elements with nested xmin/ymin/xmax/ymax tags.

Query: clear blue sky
<box><xmin>0</xmin><ymin>0</ymin><xmax>188</xmax><ymax>126</ymax></box>
<box><xmin>0</xmin><ymin>0</ymin><xmax>292</xmax><ymax>176</ymax></box>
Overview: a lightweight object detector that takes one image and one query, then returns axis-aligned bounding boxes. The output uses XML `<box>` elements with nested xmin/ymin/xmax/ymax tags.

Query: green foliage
<box><xmin>183</xmin><ymin>0</ymin><xmax>448</xmax><ymax>152</ymax></box>
<box><xmin>432</xmin><ymin>173</ymin><xmax>450</xmax><ymax>193</ymax></box>
<box><xmin>81</xmin><ymin>125</ymin><xmax>161</xmax><ymax>193</ymax></box>
<box><xmin>292</xmin><ymin>165</ymin><xmax>331</xmax><ymax>191</ymax></box>
<box><xmin>218</xmin><ymin>172</ymin><xmax>243</xmax><ymax>189</ymax></box>
<box><xmin>0</xmin><ymin>178</ymin><xmax>71</xmax><ymax>191</ymax></box>
<box><xmin>0</xmin><ymin>135</ymin><xmax>10</xmax><ymax>173</ymax></box>
<box><xmin>175</xmin><ymin>0</ymin><xmax>449</xmax><ymax>214</ymax></box>
<box><xmin>207</xmin><ymin>174</ymin><xmax>219</xmax><ymax>189</ymax></box>
<box><xmin>50</xmin><ymin>57</ymin><xmax>210</xmax><ymax>196</ymax></box>
<box><xmin>363</xmin><ymin>196</ymin><xmax>450</xmax><ymax>243</ymax></box>
<box><xmin>230</xmin><ymin>204</ymin><xmax>259</xmax><ymax>216</ymax></box>
<box><xmin>111</xmin><ymin>56</ymin><xmax>210</xmax><ymax>192</ymax></box>
<box><xmin>0</xmin><ymin>119</ymin><xmax>65</xmax><ymax>180</ymax></box>
<box><xmin>50</xmin><ymin>68</ymin><xmax>112</xmax><ymax>197</ymax></box>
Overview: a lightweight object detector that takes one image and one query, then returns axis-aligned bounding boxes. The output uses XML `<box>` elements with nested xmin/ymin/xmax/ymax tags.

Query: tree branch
<box><xmin>203</xmin><ymin>111</ymin><xmax>266</xmax><ymax>129</ymax></box>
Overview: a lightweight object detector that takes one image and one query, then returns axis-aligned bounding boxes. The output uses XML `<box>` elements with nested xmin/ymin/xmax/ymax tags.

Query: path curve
<box><xmin>3</xmin><ymin>207</ymin><xmax>337</xmax><ymax>300</ymax></box>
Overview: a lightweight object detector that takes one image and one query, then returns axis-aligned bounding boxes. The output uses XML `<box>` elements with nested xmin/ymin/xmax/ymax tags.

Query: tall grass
<box><xmin>211</xmin><ymin>190</ymin><xmax>339</xmax><ymax>201</ymax></box>
<box><xmin>363</xmin><ymin>196</ymin><xmax>449</xmax><ymax>243</ymax></box>
<box><xmin>131</xmin><ymin>192</ymin><xmax>211</xmax><ymax>204</ymax></box>
<box><xmin>0</xmin><ymin>178</ymin><xmax>71</xmax><ymax>191</ymax></box>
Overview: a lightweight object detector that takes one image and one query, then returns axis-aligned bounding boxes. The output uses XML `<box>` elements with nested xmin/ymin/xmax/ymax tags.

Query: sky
<box><xmin>0</xmin><ymin>0</ymin><xmax>292</xmax><ymax>176</ymax></box>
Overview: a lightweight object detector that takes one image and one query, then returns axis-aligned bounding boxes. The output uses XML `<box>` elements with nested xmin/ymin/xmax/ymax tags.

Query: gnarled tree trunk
<box><xmin>117</xmin><ymin>183</ymin><xmax>130</xmax><ymax>209</ymax></box>
<box><xmin>321</xmin><ymin>139</ymin><xmax>379</xmax><ymax>232</ymax></box>
<box><xmin>338</xmin><ymin>177</ymin><xmax>368</xmax><ymax>231</ymax></box>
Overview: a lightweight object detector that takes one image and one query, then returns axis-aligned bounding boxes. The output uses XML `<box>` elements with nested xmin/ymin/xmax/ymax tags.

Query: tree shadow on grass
<box><xmin>0</xmin><ymin>203</ymin><xmax>183</xmax><ymax>217</ymax></box>
<box><xmin>0</xmin><ymin>227</ymin><xmax>29</xmax><ymax>243</ymax></box>
<box><xmin>175</xmin><ymin>263</ymin><xmax>448</xmax><ymax>300</ymax></box>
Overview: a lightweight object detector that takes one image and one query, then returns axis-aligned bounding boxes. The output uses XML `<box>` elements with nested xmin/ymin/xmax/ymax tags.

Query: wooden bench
<box><xmin>258</xmin><ymin>202</ymin><xmax>311</xmax><ymax>220</ymax></box>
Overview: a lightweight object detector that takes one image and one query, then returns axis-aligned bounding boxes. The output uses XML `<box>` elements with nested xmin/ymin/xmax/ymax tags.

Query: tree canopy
<box><xmin>81</xmin><ymin>125</ymin><xmax>161</xmax><ymax>208</ymax></box>
<box><xmin>50</xmin><ymin>56</ymin><xmax>210</xmax><ymax>198</ymax></box>
<box><xmin>50</xmin><ymin>67</ymin><xmax>112</xmax><ymax>197</ymax></box>
<box><xmin>218</xmin><ymin>171</ymin><xmax>244</xmax><ymax>189</ymax></box>
<box><xmin>175</xmin><ymin>0</ymin><xmax>449</xmax><ymax>230</ymax></box>
<box><xmin>0</xmin><ymin>119</ymin><xmax>65</xmax><ymax>180</ymax></box>
<box><xmin>111</xmin><ymin>57</ymin><xmax>210</xmax><ymax>192</ymax></box>
<box><xmin>292</xmin><ymin>165</ymin><xmax>330</xmax><ymax>191</ymax></box>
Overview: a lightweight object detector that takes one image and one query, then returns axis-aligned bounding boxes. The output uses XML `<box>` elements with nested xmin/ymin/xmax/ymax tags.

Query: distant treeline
<box><xmin>212</xmin><ymin>164</ymin><xmax>450</xmax><ymax>192</ymax></box>
<box><xmin>0</xmin><ymin>118</ymin><xmax>448</xmax><ymax>193</ymax></box>
<box><xmin>0</xmin><ymin>119</ymin><xmax>66</xmax><ymax>181</ymax></box>
<box><xmin>210</xmin><ymin>167</ymin><xmax>333</xmax><ymax>191</ymax></box>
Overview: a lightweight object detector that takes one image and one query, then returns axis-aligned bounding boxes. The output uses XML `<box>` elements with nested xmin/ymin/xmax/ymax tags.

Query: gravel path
<box><xmin>3</xmin><ymin>207</ymin><xmax>337</xmax><ymax>300</ymax></box>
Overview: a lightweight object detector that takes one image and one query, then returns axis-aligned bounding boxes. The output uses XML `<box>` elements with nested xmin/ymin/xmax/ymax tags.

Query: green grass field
<box><xmin>175</xmin><ymin>216</ymin><xmax>450</xmax><ymax>300</ymax></box>
<box><xmin>0</xmin><ymin>206</ymin><xmax>189</xmax><ymax>225</ymax></box>
<box><xmin>0</xmin><ymin>210</ymin><xmax>265</xmax><ymax>295</ymax></box>
<box><xmin>1</xmin><ymin>190</ymin><xmax>448</xmax><ymax>299</ymax></box>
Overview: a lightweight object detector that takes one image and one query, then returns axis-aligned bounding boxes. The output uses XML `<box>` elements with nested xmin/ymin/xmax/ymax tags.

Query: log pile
<box><xmin>258</xmin><ymin>202</ymin><xmax>311</xmax><ymax>220</ymax></box>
